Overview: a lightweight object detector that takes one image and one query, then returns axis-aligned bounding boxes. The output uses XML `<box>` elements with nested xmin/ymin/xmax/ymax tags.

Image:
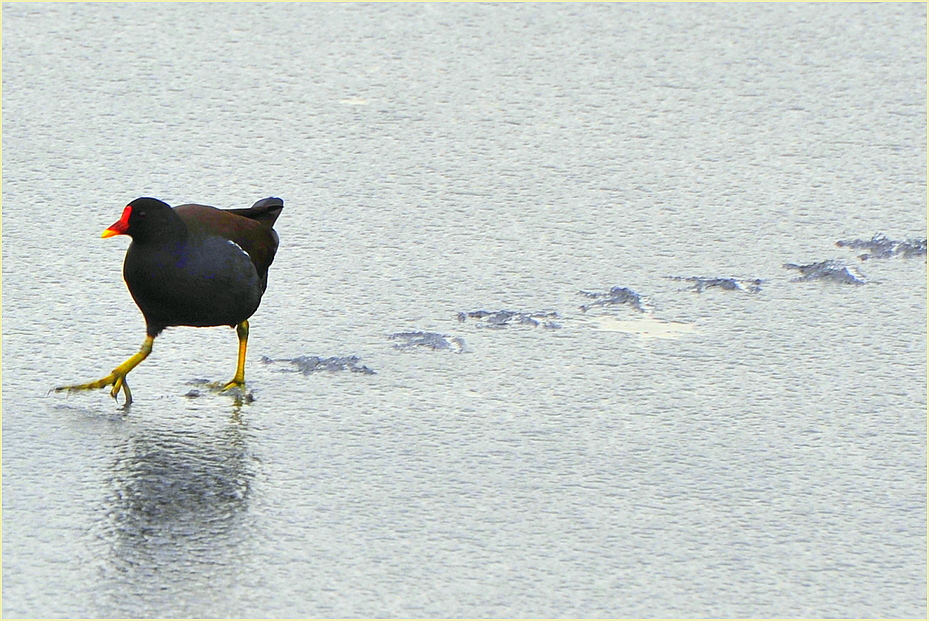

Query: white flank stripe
<box><xmin>228</xmin><ymin>239</ymin><xmax>249</xmax><ymax>258</ymax></box>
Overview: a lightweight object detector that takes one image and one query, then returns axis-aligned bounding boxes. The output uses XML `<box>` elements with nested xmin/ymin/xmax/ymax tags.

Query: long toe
<box><xmin>56</xmin><ymin>374</ymin><xmax>115</xmax><ymax>393</ymax></box>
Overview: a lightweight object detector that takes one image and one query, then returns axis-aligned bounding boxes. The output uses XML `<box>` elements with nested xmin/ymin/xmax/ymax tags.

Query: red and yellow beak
<box><xmin>102</xmin><ymin>205</ymin><xmax>132</xmax><ymax>238</ymax></box>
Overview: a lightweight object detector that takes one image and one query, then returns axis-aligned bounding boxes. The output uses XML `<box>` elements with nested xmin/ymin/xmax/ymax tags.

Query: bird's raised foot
<box><xmin>55</xmin><ymin>371</ymin><xmax>133</xmax><ymax>406</ymax></box>
<box><xmin>55</xmin><ymin>337</ymin><xmax>152</xmax><ymax>407</ymax></box>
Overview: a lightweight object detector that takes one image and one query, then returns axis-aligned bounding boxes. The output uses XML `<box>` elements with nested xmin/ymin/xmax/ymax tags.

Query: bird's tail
<box><xmin>227</xmin><ymin>197</ymin><xmax>284</xmax><ymax>227</ymax></box>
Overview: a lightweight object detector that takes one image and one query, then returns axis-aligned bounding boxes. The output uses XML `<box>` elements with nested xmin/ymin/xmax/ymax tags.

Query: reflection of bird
<box><xmin>57</xmin><ymin>196</ymin><xmax>283</xmax><ymax>405</ymax></box>
<box><xmin>97</xmin><ymin>424</ymin><xmax>253</xmax><ymax>616</ymax></box>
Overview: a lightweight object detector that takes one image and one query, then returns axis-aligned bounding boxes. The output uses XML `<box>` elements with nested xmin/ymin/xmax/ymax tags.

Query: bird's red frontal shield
<box><xmin>102</xmin><ymin>205</ymin><xmax>132</xmax><ymax>238</ymax></box>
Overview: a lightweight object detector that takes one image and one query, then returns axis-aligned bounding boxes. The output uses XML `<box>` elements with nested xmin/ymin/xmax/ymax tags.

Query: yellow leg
<box><xmin>221</xmin><ymin>320</ymin><xmax>249</xmax><ymax>391</ymax></box>
<box><xmin>56</xmin><ymin>335</ymin><xmax>154</xmax><ymax>406</ymax></box>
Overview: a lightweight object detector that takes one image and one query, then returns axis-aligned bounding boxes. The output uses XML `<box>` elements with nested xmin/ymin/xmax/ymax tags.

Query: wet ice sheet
<box><xmin>588</xmin><ymin>316</ymin><xmax>699</xmax><ymax>339</ymax></box>
<box><xmin>3</xmin><ymin>3</ymin><xmax>926</xmax><ymax>619</ymax></box>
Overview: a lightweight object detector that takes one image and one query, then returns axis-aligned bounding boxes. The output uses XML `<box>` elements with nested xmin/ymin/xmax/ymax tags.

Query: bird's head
<box><xmin>103</xmin><ymin>197</ymin><xmax>175</xmax><ymax>242</ymax></box>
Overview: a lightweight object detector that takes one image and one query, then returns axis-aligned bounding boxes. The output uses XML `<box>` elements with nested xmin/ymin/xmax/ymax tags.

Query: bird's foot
<box><xmin>203</xmin><ymin>377</ymin><xmax>244</xmax><ymax>394</ymax></box>
<box><xmin>55</xmin><ymin>371</ymin><xmax>133</xmax><ymax>406</ymax></box>
<box><xmin>219</xmin><ymin>378</ymin><xmax>245</xmax><ymax>392</ymax></box>
<box><xmin>203</xmin><ymin>378</ymin><xmax>253</xmax><ymax>404</ymax></box>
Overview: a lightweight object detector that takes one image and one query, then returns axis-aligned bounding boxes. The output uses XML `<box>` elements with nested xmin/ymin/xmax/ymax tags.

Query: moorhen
<box><xmin>56</xmin><ymin>196</ymin><xmax>284</xmax><ymax>405</ymax></box>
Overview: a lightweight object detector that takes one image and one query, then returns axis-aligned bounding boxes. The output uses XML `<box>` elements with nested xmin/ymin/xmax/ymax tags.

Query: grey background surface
<box><xmin>3</xmin><ymin>3</ymin><xmax>926</xmax><ymax>618</ymax></box>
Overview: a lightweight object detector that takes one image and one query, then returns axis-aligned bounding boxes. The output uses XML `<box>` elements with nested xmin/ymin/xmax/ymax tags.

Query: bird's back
<box><xmin>175</xmin><ymin>197</ymin><xmax>283</xmax><ymax>288</ymax></box>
